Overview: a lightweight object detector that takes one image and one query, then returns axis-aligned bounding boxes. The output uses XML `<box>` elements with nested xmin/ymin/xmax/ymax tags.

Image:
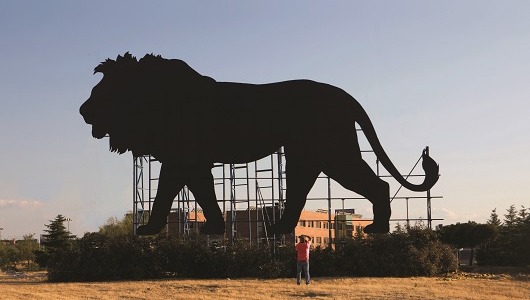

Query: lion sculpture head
<box><xmin>79</xmin><ymin>52</ymin><xmax>215</xmax><ymax>157</ymax></box>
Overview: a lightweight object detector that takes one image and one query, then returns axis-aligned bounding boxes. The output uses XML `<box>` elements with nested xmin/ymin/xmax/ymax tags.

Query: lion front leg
<box><xmin>186</xmin><ymin>165</ymin><xmax>225</xmax><ymax>235</ymax></box>
<box><xmin>136</xmin><ymin>164</ymin><xmax>185</xmax><ymax>236</ymax></box>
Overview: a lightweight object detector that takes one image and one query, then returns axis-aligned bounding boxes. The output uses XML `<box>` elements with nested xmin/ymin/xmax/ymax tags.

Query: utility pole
<box><xmin>65</xmin><ymin>218</ymin><xmax>72</xmax><ymax>232</ymax></box>
<box><xmin>406</xmin><ymin>198</ymin><xmax>410</xmax><ymax>230</ymax></box>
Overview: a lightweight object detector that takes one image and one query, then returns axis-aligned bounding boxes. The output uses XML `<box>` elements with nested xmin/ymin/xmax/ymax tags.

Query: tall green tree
<box><xmin>503</xmin><ymin>205</ymin><xmax>518</xmax><ymax>227</ymax></box>
<box><xmin>41</xmin><ymin>215</ymin><xmax>75</xmax><ymax>253</ymax></box>
<box><xmin>35</xmin><ymin>215</ymin><xmax>76</xmax><ymax>268</ymax></box>
<box><xmin>487</xmin><ymin>208</ymin><xmax>501</xmax><ymax>226</ymax></box>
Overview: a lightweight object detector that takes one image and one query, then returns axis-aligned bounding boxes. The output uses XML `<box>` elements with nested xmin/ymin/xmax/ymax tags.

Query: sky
<box><xmin>1</xmin><ymin>1</ymin><xmax>529</xmax><ymax>240</ymax></box>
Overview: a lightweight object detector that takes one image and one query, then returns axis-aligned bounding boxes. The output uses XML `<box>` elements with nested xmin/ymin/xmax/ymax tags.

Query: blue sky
<box><xmin>1</xmin><ymin>1</ymin><xmax>529</xmax><ymax>239</ymax></box>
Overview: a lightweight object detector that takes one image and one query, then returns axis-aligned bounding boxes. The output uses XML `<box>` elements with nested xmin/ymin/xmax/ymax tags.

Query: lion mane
<box><xmin>81</xmin><ymin>52</ymin><xmax>215</xmax><ymax>157</ymax></box>
<box><xmin>80</xmin><ymin>53</ymin><xmax>439</xmax><ymax>236</ymax></box>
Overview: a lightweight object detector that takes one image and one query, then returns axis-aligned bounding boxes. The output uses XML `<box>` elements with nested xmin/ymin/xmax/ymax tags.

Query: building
<box><xmin>297</xmin><ymin>209</ymin><xmax>371</xmax><ymax>248</ymax></box>
<box><xmin>334</xmin><ymin>209</ymin><xmax>371</xmax><ymax>239</ymax></box>
<box><xmin>296</xmin><ymin>209</ymin><xmax>335</xmax><ymax>248</ymax></box>
<box><xmin>163</xmin><ymin>207</ymin><xmax>371</xmax><ymax>249</ymax></box>
<box><xmin>166</xmin><ymin>209</ymin><xmax>206</xmax><ymax>235</ymax></box>
<box><xmin>1</xmin><ymin>239</ymin><xmax>17</xmax><ymax>246</ymax></box>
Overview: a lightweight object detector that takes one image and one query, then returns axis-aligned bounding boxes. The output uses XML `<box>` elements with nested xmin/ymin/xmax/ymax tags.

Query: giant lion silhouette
<box><xmin>80</xmin><ymin>53</ymin><xmax>439</xmax><ymax>235</ymax></box>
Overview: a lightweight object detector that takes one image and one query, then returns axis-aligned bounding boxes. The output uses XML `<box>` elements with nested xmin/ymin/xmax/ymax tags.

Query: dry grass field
<box><xmin>1</xmin><ymin>270</ymin><xmax>528</xmax><ymax>300</ymax></box>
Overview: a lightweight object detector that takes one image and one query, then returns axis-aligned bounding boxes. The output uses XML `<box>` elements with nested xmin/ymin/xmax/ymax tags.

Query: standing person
<box><xmin>295</xmin><ymin>234</ymin><xmax>312</xmax><ymax>285</ymax></box>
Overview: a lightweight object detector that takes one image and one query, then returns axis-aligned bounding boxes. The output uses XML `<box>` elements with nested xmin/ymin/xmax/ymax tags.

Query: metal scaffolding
<box><xmin>133</xmin><ymin>141</ymin><xmax>442</xmax><ymax>245</ymax></box>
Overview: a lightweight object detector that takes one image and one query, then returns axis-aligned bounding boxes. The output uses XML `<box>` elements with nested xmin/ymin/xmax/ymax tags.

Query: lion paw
<box><xmin>136</xmin><ymin>223</ymin><xmax>165</xmax><ymax>236</ymax></box>
<box><xmin>363</xmin><ymin>223</ymin><xmax>390</xmax><ymax>234</ymax></box>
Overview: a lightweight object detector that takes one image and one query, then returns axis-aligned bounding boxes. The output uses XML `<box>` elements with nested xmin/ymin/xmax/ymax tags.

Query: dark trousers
<box><xmin>296</xmin><ymin>260</ymin><xmax>310</xmax><ymax>284</ymax></box>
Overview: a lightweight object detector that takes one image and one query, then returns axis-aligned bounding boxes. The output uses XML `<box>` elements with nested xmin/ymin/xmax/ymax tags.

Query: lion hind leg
<box><xmin>270</xmin><ymin>163</ymin><xmax>320</xmax><ymax>235</ymax></box>
<box><xmin>323</xmin><ymin>159</ymin><xmax>391</xmax><ymax>234</ymax></box>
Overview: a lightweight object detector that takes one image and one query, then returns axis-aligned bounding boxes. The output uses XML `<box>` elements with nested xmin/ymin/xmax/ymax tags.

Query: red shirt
<box><xmin>296</xmin><ymin>241</ymin><xmax>311</xmax><ymax>261</ymax></box>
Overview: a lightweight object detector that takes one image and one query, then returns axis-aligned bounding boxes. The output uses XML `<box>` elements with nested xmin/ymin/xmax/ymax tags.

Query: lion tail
<box><xmin>354</xmin><ymin>102</ymin><xmax>439</xmax><ymax>192</ymax></box>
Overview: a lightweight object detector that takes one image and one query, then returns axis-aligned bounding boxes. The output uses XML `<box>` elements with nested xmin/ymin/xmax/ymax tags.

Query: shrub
<box><xmin>47</xmin><ymin>233</ymin><xmax>164</xmax><ymax>282</ymax></box>
<box><xmin>310</xmin><ymin>246</ymin><xmax>343</xmax><ymax>277</ymax></box>
<box><xmin>45</xmin><ymin>228</ymin><xmax>456</xmax><ymax>281</ymax></box>
<box><xmin>331</xmin><ymin>229</ymin><xmax>456</xmax><ymax>277</ymax></box>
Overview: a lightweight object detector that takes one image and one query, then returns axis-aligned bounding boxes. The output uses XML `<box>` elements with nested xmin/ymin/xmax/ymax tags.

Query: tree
<box><xmin>476</xmin><ymin>204</ymin><xmax>530</xmax><ymax>267</ymax></box>
<box><xmin>98</xmin><ymin>213</ymin><xmax>134</xmax><ymax>237</ymax></box>
<box><xmin>17</xmin><ymin>234</ymin><xmax>39</xmax><ymax>270</ymax></box>
<box><xmin>516</xmin><ymin>206</ymin><xmax>529</xmax><ymax>224</ymax></box>
<box><xmin>503</xmin><ymin>205</ymin><xmax>518</xmax><ymax>227</ymax></box>
<box><xmin>36</xmin><ymin>215</ymin><xmax>76</xmax><ymax>268</ymax></box>
<box><xmin>41</xmin><ymin>215</ymin><xmax>75</xmax><ymax>254</ymax></box>
<box><xmin>487</xmin><ymin>208</ymin><xmax>501</xmax><ymax>226</ymax></box>
<box><xmin>394</xmin><ymin>222</ymin><xmax>405</xmax><ymax>234</ymax></box>
<box><xmin>438</xmin><ymin>222</ymin><xmax>498</xmax><ymax>266</ymax></box>
<box><xmin>4</xmin><ymin>244</ymin><xmax>20</xmax><ymax>270</ymax></box>
<box><xmin>0</xmin><ymin>242</ymin><xmax>10</xmax><ymax>269</ymax></box>
<box><xmin>413</xmin><ymin>218</ymin><xmax>427</xmax><ymax>230</ymax></box>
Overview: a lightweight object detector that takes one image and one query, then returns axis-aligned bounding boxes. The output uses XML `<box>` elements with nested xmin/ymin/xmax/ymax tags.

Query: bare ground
<box><xmin>1</xmin><ymin>270</ymin><xmax>528</xmax><ymax>300</ymax></box>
